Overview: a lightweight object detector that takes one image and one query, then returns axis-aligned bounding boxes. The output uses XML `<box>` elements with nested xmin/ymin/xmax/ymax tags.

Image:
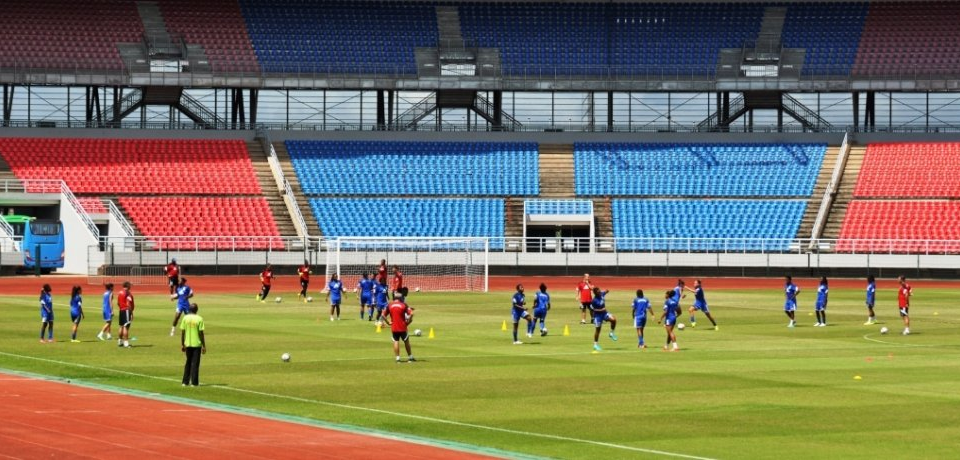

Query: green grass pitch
<box><xmin>2</xmin><ymin>285</ymin><xmax>959</xmax><ymax>459</ymax></box>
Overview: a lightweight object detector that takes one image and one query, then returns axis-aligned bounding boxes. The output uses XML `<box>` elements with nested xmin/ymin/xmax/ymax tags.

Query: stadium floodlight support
<box><xmin>324</xmin><ymin>237</ymin><xmax>489</xmax><ymax>292</ymax></box>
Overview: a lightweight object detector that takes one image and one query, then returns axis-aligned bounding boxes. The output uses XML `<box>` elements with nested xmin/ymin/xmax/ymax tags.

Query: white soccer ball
<box><xmin>414</xmin><ymin>329</ymin><xmax>422</xmax><ymax>336</ymax></box>
<box><xmin>415</xmin><ymin>286</ymin><xmax>421</xmax><ymax>292</ymax></box>
<box><xmin>677</xmin><ymin>323</ymin><xmax>685</xmax><ymax>330</ymax></box>
<box><xmin>281</xmin><ymin>353</ymin><xmax>291</xmax><ymax>362</ymax></box>
<box><xmin>275</xmin><ymin>296</ymin><xmax>282</xmax><ymax>303</ymax></box>
<box><xmin>880</xmin><ymin>327</ymin><xmax>889</xmax><ymax>335</ymax></box>
<box><xmin>306</xmin><ymin>296</ymin><xmax>313</xmax><ymax>303</ymax></box>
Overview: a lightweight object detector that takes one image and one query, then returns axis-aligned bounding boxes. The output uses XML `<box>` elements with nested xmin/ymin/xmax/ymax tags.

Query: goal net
<box><xmin>324</xmin><ymin>237</ymin><xmax>488</xmax><ymax>292</ymax></box>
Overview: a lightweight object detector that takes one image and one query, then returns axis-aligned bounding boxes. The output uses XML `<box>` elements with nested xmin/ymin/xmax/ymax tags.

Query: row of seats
<box><xmin>287</xmin><ymin>141</ymin><xmax>539</xmax><ymax>196</ymax></box>
<box><xmin>0</xmin><ymin>138</ymin><xmax>262</xmax><ymax>195</ymax></box>
<box><xmin>310</xmin><ymin>198</ymin><xmax>504</xmax><ymax>249</ymax></box>
<box><xmin>854</xmin><ymin>142</ymin><xmax>960</xmax><ymax>197</ymax></box>
<box><xmin>836</xmin><ymin>200</ymin><xmax>960</xmax><ymax>253</ymax></box>
<box><xmin>76</xmin><ymin>197</ymin><xmax>107</xmax><ymax>215</ymax></box>
<box><xmin>574</xmin><ymin>143</ymin><xmax>826</xmax><ymax>197</ymax></box>
<box><xmin>612</xmin><ymin>199</ymin><xmax>806</xmax><ymax>251</ymax></box>
<box><xmin>120</xmin><ymin>196</ymin><xmax>283</xmax><ymax>250</ymax></box>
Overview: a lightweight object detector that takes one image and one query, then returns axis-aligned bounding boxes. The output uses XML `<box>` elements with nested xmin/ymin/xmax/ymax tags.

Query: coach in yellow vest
<box><xmin>179</xmin><ymin>303</ymin><xmax>206</xmax><ymax>387</ymax></box>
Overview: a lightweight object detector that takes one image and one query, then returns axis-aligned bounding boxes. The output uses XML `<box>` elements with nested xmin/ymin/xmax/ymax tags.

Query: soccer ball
<box><xmin>677</xmin><ymin>323</ymin><xmax>685</xmax><ymax>330</ymax></box>
<box><xmin>880</xmin><ymin>327</ymin><xmax>889</xmax><ymax>335</ymax></box>
<box><xmin>275</xmin><ymin>297</ymin><xmax>282</xmax><ymax>303</ymax></box>
<box><xmin>415</xmin><ymin>287</ymin><xmax>421</xmax><ymax>292</ymax></box>
<box><xmin>306</xmin><ymin>296</ymin><xmax>313</xmax><ymax>302</ymax></box>
<box><xmin>281</xmin><ymin>353</ymin><xmax>291</xmax><ymax>362</ymax></box>
<box><xmin>413</xmin><ymin>329</ymin><xmax>422</xmax><ymax>336</ymax></box>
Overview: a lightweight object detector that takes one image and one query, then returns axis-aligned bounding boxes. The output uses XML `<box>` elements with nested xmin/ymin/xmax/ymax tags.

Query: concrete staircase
<box><xmin>593</xmin><ymin>197</ymin><xmax>613</xmax><ymax>239</ymax></box>
<box><xmin>504</xmin><ymin>197</ymin><xmax>524</xmax><ymax>239</ymax></box>
<box><xmin>796</xmin><ymin>146</ymin><xmax>840</xmax><ymax>239</ymax></box>
<box><xmin>0</xmin><ymin>154</ymin><xmax>21</xmax><ymax>185</ymax></box>
<box><xmin>821</xmin><ymin>146</ymin><xmax>867</xmax><ymax>239</ymax></box>
<box><xmin>538</xmin><ymin>144</ymin><xmax>575</xmax><ymax>198</ymax></box>
<box><xmin>246</xmin><ymin>141</ymin><xmax>297</xmax><ymax>237</ymax></box>
<box><xmin>272</xmin><ymin>142</ymin><xmax>320</xmax><ymax>236</ymax></box>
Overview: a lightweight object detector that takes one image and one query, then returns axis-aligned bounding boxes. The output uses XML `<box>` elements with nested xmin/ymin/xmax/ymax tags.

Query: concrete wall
<box><xmin>59</xmin><ymin>195</ymin><xmax>99</xmax><ymax>274</ymax></box>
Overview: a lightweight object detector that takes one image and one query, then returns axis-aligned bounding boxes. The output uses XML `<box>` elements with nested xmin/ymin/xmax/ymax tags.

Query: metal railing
<box><xmin>524</xmin><ymin>199</ymin><xmax>593</xmax><ymax>215</ymax></box>
<box><xmin>0</xmin><ymin>179</ymin><xmax>100</xmax><ymax>240</ymax></box>
<box><xmin>809</xmin><ymin>133</ymin><xmax>851</xmax><ymax>247</ymax></box>
<box><xmin>107</xmin><ymin>200</ymin><xmax>136</xmax><ymax>238</ymax></box>
<box><xmin>58</xmin><ymin>181</ymin><xmax>100</xmax><ymax>240</ymax></box>
<box><xmin>258</xmin><ymin>128</ymin><xmax>309</xmax><ymax>238</ymax></box>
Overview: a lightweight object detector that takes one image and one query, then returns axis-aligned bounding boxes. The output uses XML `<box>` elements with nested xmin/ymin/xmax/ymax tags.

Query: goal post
<box><xmin>324</xmin><ymin>237</ymin><xmax>489</xmax><ymax>292</ymax></box>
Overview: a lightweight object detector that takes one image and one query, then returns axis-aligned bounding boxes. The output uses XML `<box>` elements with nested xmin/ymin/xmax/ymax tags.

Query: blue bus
<box><xmin>23</xmin><ymin>219</ymin><xmax>65</xmax><ymax>270</ymax></box>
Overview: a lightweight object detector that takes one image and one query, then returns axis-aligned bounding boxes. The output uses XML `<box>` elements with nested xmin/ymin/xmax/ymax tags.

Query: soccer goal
<box><xmin>324</xmin><ymin>237</ymin><xmax>488</xmax><ymax>292</ymax></box>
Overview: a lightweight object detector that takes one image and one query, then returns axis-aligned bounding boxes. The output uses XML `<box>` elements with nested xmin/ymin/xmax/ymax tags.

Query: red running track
<box><xmin>0</xmin><ymin>373</ymin><xmax>501</xmax><ymax>460</ymax></box>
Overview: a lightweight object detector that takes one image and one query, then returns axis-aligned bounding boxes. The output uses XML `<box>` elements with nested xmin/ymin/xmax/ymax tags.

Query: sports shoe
<box><xmin>814</xmin><ymin>322</ymin><xmax>822</xmax><ymax>327</ymax></box>
<box><xmin>254</xmin><ymin>295</ymin><xmax>260</xmax><ymax>301</ymax></box>
<box><xmin>330</xmin><ymin>316</ymin><xmax>335</xmax><ymax>322</ymax></box>
<box><xmin>540</xmin><ymin>329</ymin><xmax>548</xmax><ymax>337</ymax></box>
<box><xmin>70</xmin><ymin>339</ymin><xmax>81</xmax><ymax>343</ymax></box>
<box><xmin>526</xmin><ymin>333</ymin><xmax>533</xmax><ymax>338</ymax></box>
<box><xmin>608</xmin><ymin>332</ymin><xmax>618</xmax><ymax>341</ymax></box>
<box><xmin>97</xmin><ymin>333</ymin><xmax>104</xmax><ymax>341</ymax></box>
<box><xmin>260</xmin><ymin>300</ymin><xmax>265</xmax><ymax>304</ymax></box>
<box><xmin>863</xmin><ymin>320</ymin><xmax>874</xmax><ymax>325</ymax></box>
<box><xmin>513</xmin><ymin>341</ymin><xmax>523</xmax><ymax>345</ymax></box>
<box><xmin>690</xmin><ymin>322</ymin><xmax>697</xmax><ymax>328</ymax></box>
<box><xmin>106</xmin><ymin>334</ymin><xmax>112</xmax><ymax>340</ymax></box>
<box><xmin>787</xmin><ymin>321</ymin><xmax>795</xmax><ymax>328</ymax></box>
<box><xmin>638</xmin><ymin>344</ymin><xmax>647</xmax><ymax>349</ymax></box>
<box><xmin>40</xmin><ymin>339</ymin><xmax>46</xmax><ymax>344</ymax></box>
<box><xmin>580</xmin><ymin>320</ymin><xmax>586</xmax><ymax>324</ymax></box>
<box><xmin>408</xmin><ymin>357</ymin><xmax>417</xmax><ymax>363</ymax></box>
<box><xmin>714</xmin><ymin>325</ymin><xmax>719</xmax><ymax>331</ymax></box>
<box><xmin>593</xmin><ymin>343</ymin><xmax>602</xmax><ymax>351</ymax></box>
<box><xmin>902</xmin><ymin>329</ymin><xmax>910</xmax><ymax>335</ymax></box>
<box><xmin>169</xmin><ymin>327</ymin><xmax>175</xmax><ymax>337</ymax></box>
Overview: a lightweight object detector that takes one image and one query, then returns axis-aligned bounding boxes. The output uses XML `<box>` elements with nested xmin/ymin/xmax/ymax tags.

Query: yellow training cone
<box><xmin>501</xmin><ymin>320</ymin><xmax>507</xmax><ymax>331</ymax></box>
<box><xmin>428</xmin><ymin>328</ymin><xmax>435</xmax><ymax>339</ymax></box>
<box><xmin>563</xmin><ymin>325</ymin><xmax>570</xmax><ymax>336</ymax></box>
<box><xmin>376</xmin><ymin>323</ymin><xmax>382</xmax><ymax>333</ymax></box>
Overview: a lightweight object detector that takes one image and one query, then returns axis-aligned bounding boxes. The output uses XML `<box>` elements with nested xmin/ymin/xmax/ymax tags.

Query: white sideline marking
<box><xmin>0</xmin><ymin>351</ymin><xmax>715</xmax><ymax>460</ymax></box>
<box><xmin>861</xmin><ymin>334</ymin><xmax>936</xmax><ymax>347</ymax></box>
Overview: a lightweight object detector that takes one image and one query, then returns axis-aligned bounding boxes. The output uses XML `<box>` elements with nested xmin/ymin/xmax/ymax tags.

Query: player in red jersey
<box><xmin>255</xmin><ymin>264</ymin><xmax>274</xmax><ymax>303</ymax></box>
<box><xmin>383</xmin><ymin>293</ymin><xmax>416</xmax><ymax>363</ymax></box>
<box><xmin>117</xmin><ymin>281</ymin><xmax>134</xmax><ymax>348</ymax></box>
<box><xmin>377</xmin><ymin>259</ymin><xmax>388</xmax><ymax>285</ymax></box>
<box><xmin>297</xmin><ymin>260</ymin><xmax>312</xmax><ymax>303</ymax></box>
<box><xmin>576</xmin><ymin>273</ymin><xmax>594</xmax><ymax>324</ymax></box>
<box><xmin>391</xmin><ymin>265</ymin><xmax>404</xmax><ymax>299</ymax></box>
<box><xmin>898</xmin><ymin>275</ymin><xmax>912</xmax><ymax>335</ymax></box>
<box><xmin>165</xmin><ymin>258</ymin><xmax>180</xmax><ymax>295</ymax></box>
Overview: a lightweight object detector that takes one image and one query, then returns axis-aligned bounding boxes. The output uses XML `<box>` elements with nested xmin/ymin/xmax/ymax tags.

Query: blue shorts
<box><xmin>664</xmin><ymin>316</ymin><xmax>678</xmax><ymax>327</ymax></box>
<box><xmin>633</xmin><ymin>317</ymin><xmax>647</xmax><ymax>328</ymax></box>
<box><xmin>360</xmin><ymin>293</ymin><xmax>373</xmax><ymax>306</ymax></box>
<box><xmin>330</xmin><ymin>297</ymin><xmax>342</xmax><ymax>306</ymax></box>
<box><xmin>376</xmin><ymin>303</ymin><xmax>387</xmax><ymax>311</ymax></box>
<box><xmin>592</xmin><ymin>311</ymin><xmax>612</xmax><ymax>326</ymax></box>
<box><xmin>41</xmin><ymin>312</ymin><xmax>53</xmax><ymax>322</ymax></box>
<box><xmin>693</xmin><ymin>301</ymin><xmax>709</xmax><ymax>313</ymax></box>
<box><xmin>866</xmin><ymin>301</ymin><xmax>874</xmax><ymax>309</ymax></box>
<box><xmin>177</xmin><ymin>303</ymin><xmax>191</xmax><ymax>314</ymax></box>
<box><xmin>784</xmin><ymin>301</ymin><xmax>797</xmax><ymax>312</ymax></box>
<box><xmin>815</xmin><ymin>302</ymin><xmax>827</xmax><ymax>312</ymax></box>
<box><xmin>71</xmin><ymin>312</ymin><xmax>82</xmax><ymax>324</ymax></box>
<box><xmin>533</xmin><ymin>308</ymin><xmax>547</xmax><ymax>319</ymax></box>
<box><xmin>103</xmin><ymin>307</ymin><xmax>113</xmax><ymax>322</ymax></box>
<box><xmin>511</xmin><ymin>308</ymin><xmax>530</xmax><ymax>323</ymax></box>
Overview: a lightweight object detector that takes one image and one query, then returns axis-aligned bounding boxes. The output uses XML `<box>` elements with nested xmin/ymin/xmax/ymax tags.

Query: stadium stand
<box><xmin>310</xmin><ymin>198</ymin><xmax>504</xmax><ymax>248</ymax></box>
<box><xmin>287</xmin><ymin>141</ymin><xmax>539</xmax><ymax>196</ymax></box>
<box><xmin>159</xmin><ymin>0</ymin><xmax>260</xmax><ymax>73</ymax></box>
<box><xmin>120</xmin><ymin>196</ymin><xmax>283</xmax><ymax>250</ymax></box>
<box><xmin>76</xmin><ymin>197</ymin><xmax>107</xmax><ymax>215</ymax></box>
<box><xmin>0</xmin><ymin>138</ymin><xmax>262</xmax><ymax>195</ymax></box>
<box><xmin>853</xmin><ymin>142</ymin><xmax>960</xmax><ymax>198</ymax></box>
<box><xmin>0</xmin><ymin>0</ymin><xmax>141</xmax><ymax>70</ymax></box>
<box><xmin>837</xmin><ymin>201</ymin><xmax>960</xmax><ymax>253</ymax></box>
<box><xmin>240</xmin><ymin>0</ymin><xmax>437</xmax><ymax>74</ymax></box>
<box><xmin>574</xmin><ymin>143</ymin><xmax>826</xmax><ymax>197</ymax></box>
<box><xmin>782</xmin><ymin>2</ymin><xmax>867</xmax><ymax>76</ymax></box>
<box><xmin>853</xmin><ymin>1</ymin><xmax>960</xmax><ymax>77</ymax></box>
<box><xmin>612</xmin><ymin>199</ymin><xmax>806</xmax><ymax>251</ymax></box>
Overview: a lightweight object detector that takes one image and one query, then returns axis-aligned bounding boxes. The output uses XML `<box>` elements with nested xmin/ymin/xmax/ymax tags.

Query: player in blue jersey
<box><xmin>864</xmin><ymin>275</ymin><xmax>877</xmax><ymax>325</ymax></box>
<box><xmin>169</xmin><ymin>277</ymin><xmax>194</xmax><ymax>336</ymax></box>
<box><xmin>814</xmin><ymin>277</ymin><xmax>829</xmax><ymax>327</ymax></box>
<box><xmin>373</xmin><ymin>280</ymin><xmax>390</xmax><ymax>325</ymax></box>
<box><xmin>69</xmin><ymin>285</ymin><xmax>84</xmax><ymax>343</ymax></box>
<box><xmin>784</xmin><ymin>275</ymin><xmax>800</xmax><ymax>328</ymax></box>
<box><xmin>510</xmin><ymin>284</ymin><xmax>533</xmax><ymax>344</ymax></box>
<box><xmin>685</xmin><ymin>279</ymin><xmax>718</xmax><ymax>330</ymax></box>
<box><xmin>97</xmin><ymin>283</ymin><xmax>114</xmax><ymax>341</ymax></box>
<box><xmin>658</xmin><ymin>290</ymin><xmax>681</xmax><ymax>351</ymax></box>
<box><xmin>39</xmin><ymin>284</ymin><xmax>54</xmax><ymax>343</ymax></box>
<box><xmin>672</xmin><ymin>279</ymin><xmax>687</xmax><ymax>308</ymax></box>
<box><xmin>529</xmin><ymin>283</ymin><xmax>551</xmax><ymax>337</ymax></box>
<box><xmin>355</xmin><ymin>272</ymin><xmax>376</xmax><ymax>321</ymax></box>
<box><xmin>325</xmin><ymin>274</ymin><xmax>347</xmax><ymax>321</ymax></box>
<box><xmin>589</xmin><ymin>286</ymin><xmax>617</xmax><ymax>351</ymax></box>
<box><xmin>631</xmin><ymin>289</ymin><xmax>654</xmax><ymax>349</ymax></box>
